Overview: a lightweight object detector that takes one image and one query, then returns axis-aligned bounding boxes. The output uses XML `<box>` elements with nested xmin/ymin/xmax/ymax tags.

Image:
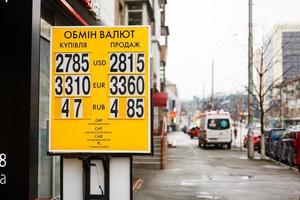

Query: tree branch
<box><xmin>264</xmin><ymin>105</ymin><xmax>273</xmax><ymax>114</ymax></box>
<box><xmin>261</xmin><ymin>64</ymin><xmax>295</xmax><ymax>98</ymax></box>
<box><xmin>244</xmin><ymin>85</ymin><xmax>260</xmax><ymax>105</ymax></box>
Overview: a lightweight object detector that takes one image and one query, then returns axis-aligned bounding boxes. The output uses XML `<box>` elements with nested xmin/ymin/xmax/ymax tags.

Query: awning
<box><xmin>153</xmin><ymin>92</ymin><xmax>168</xmax><ymax>107</ymax></box>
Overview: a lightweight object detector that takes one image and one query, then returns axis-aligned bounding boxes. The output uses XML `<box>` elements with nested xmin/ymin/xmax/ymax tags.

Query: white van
<box><xmin>198</xmin><ymin>110</ymin><xmax>232</xmax><ymax>149</ymax></box>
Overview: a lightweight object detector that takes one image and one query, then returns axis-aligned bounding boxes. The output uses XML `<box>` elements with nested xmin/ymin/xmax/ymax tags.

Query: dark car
<box><xmin>273</xmin><ymin>132</ymin><xmax>288</xmax><ymax>161</ymax></box>
<box><xmin>181</xmin><ymin>125</ymin><xmax>188</xmax><ymax>134</ymax></box>
<box><xmin>258</xmin><ymin>128</ymin><xmax>286</xmax><ymax>156</ymax></box>
<box><xmin>274</xmin><ymin>128</ymin><xmax>300</xmax><ymax>168</ymax></box>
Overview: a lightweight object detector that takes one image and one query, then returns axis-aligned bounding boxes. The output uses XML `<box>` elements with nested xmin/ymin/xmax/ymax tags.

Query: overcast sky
<box><xmin>165</xmin><ymin>0</ymin><xmax>300</xmax><ymax>100</ymax></box>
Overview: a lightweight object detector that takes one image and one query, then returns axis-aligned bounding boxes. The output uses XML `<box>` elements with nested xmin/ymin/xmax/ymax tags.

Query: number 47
<box><xmin>61</xmin><ymin>98</ymin><xmax>82</xmax><ymax>118</ymax></box>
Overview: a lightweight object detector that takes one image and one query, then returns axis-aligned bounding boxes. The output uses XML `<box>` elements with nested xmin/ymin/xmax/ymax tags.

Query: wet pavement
<box><xmin>133</xmin><ymin>131</ymin><xmax>300</xmax><ymax>200</ymax></box>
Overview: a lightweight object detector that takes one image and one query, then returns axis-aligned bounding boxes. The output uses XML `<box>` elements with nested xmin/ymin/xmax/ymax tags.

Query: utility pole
<box><xmin>247</xmin><ymin>0</ymin><xmax>254</xmax><ymax>159</ymax></box>
<box><xmin>211</xmin><ymin>58</ymin><xmax>214</xmax><ymax>110</ymax></box>
<box><xmin>202</xmin><ymin>83</ymin><xmax>205</xmax><ymax>100</ymax></box>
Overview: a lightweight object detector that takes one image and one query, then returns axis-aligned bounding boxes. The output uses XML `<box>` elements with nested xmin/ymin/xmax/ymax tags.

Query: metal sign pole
<box><xmin>61</xmin><ymin>156</ymin><xmax>132</xmax><ymax>200</ymax></box>
<box><xmin>82</xmin><ymin>157</ymin><xmax>110</xmax><ymax>200</ymax></box>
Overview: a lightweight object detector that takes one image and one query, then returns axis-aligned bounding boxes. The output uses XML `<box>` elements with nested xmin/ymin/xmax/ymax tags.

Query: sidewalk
<box><xmin>133</xmin><ymin>131</ymin><xmax>300</xmax><ymax>200</ymax></box>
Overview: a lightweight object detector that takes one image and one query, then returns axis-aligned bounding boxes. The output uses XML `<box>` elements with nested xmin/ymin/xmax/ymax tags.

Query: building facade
<box><xmin>124</xmin><ymin>0</ymin><xmax>169</xmax><ymax>135</ymax></box>
<box><xmin>260</xmin><ymin>24</ymin><xmax>300</xmax><ymax>127</ymax></box>
<box><xmin>1</xmin><ymin>0</ymin><xmax>169</xmax><ymax>198</ymax></box>
<box><xmin>279</xmin><ymin>76</ymin><xmax>300</xmax><ymax>127</ymax></box>
<box><xmin>264</xmin><ymin>24</ymin><xmax>300</xmax><ymax>86</ymax></box>
<box><xmin>166</xmin><ymin>81</ymin><xmax>180</xmax><ymax>132</ymax></box>
<box><xmin>123</xmin><ymin>0</ymin><xmax>170</xmax><ymax>170</ymax></box>
<box><xmin>39</xmin><ymin>1</ymin><xmax>124</xmax><ymax>198</ymax></box>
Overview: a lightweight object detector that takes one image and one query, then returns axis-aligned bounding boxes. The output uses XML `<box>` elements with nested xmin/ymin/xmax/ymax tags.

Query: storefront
<box><xmin>39</xmin><ymin>1</ymin><xmax>119</xmax><ymax>198</ymax></box>
<box><xmin>1</xmin><ymin>0</ymin><xmax>122</xmax><ymax>199</ymax></box>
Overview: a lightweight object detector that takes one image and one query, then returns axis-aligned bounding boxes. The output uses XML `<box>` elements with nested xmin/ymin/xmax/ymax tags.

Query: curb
<box><xmin>240</xmin><ymin>148</ymin><xmax>299</xmax><ymax>173</ymax></box>
<box><xmin>268</xmin><ymin>157</ymin><xmax>299</xmax><ymax>173</ymax></box>
<box><xmin>256</xmin><ymin>152</ymin><xmax>299</xmax><ymax>173</ymax></box>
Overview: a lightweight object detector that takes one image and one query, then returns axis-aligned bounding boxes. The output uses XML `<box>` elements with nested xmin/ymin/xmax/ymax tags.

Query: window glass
<box><xmin>128</xmin><ymin>3</ymin><xmax>143</xmax><ymax>25</ymax></box>
<box><xmin>128</xmin><ymin>12</ymin><xmax>142</xmax><ymax>25</ymax></box>
<box><xmin>128</xmin><ymin>4</ymin><xmax>142</xmax><ymax>10</ymax></box>
<box><xmin>38</xmin><ymin>34</ymin><xmax>51</xmax><ymax>198</ymax></box>
<box><xmin>270</xmin><ymin>130</ymin><xmax>285</xmax><ymax>137</ymax></box>
<box><xmin>207</xmin><ymin>119</ymin><xmax>230</xmax><ymax>130</ymax></box>
<box><xmin>38</xmin><ymin>18</ymin><xmax>61</xmax><ymax>199</ymax></box>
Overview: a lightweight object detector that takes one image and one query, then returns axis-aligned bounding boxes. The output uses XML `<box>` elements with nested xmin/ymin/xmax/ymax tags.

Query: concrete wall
<box><xmin>151</xmin><ymin>41</ymin><xmax>161</xmax><ymax>91</ymax></box>
<box><xmin>98</xmin><ymin>0</ymin><xmax>115</xmax><ymax>25</ymax></box>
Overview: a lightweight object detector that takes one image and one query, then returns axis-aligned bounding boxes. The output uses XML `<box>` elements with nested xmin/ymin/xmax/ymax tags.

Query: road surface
<box><xmin>133</xmin><ymin>131</ymin><xmax>300</xmax><ymax>200</ymax></box>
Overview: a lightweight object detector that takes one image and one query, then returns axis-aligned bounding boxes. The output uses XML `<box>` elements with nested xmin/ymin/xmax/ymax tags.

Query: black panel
<box><xmin>0</xmin><ymin>1</ymin><xmax>40</xmax><ymax>199</ymax></box>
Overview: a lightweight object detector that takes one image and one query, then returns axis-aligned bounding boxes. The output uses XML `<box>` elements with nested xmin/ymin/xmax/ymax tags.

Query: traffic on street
<box><xmin>134</xmin><ymin>131</ymin><xmax>300</xmax><ymax>200</ymax></box>
<box><xmin>2</xmin><ymin>0</ymin><xmax>300</xmax><ymax>199</ymax></box>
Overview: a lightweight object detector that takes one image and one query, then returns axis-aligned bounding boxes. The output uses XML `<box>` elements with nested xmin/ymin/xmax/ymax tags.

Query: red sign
<box><xmin>170</xmin><ymin>111</ymin><xmax>176</xmax><ymax>119</ymax></box>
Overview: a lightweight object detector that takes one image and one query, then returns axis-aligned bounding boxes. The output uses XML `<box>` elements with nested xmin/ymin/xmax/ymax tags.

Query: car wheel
<box><xmin>274</xmin><ymin>152</ymin><xmax>279</xmax><ymax>161</ymax></box>
<box><xmin>288</xmin><ymin>146</ymin><xmax>295</xmax><ymax>166</ymax></box>
<box><xmin>270</xmin><ymin>150</ymin><xmax>275</xmax><ymax>159</ymax></box>
<box><xmin>265</xmin><ymin>144</ymin><xmax>269</xmax><ymax>156</ymax></box>
<box><xmin>272</xmin><ymin>145</ymin><xmax>278</xmax><ymax>160</ymax></box>
<box><xmin>227</xmin><ymin>143</ymin><xmax>231</xmax><ymax>149</ymax></box>
<box><xmin>286</xmin><ymin>146</ymin><xmax>291</xmax><ymax>165</ymax></box>
<box><xmin>293</xmin><ymin>152</ymin><xmax>297</xmax><ymax>166</ymax></box>
<box><xmin>282</xmin><ymin>144</ymin><xmax>288</xmax><ymax>164</ymax></box>
<box><xmin>276</xmin><ymin>144</ymin><xmax>280</xmax><ymax>161</ymax></box>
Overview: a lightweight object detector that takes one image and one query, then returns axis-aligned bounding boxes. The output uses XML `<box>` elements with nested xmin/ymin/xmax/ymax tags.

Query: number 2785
<box><xmin>56</xmin><ymin>53</ymin><xmax>89</xmax><ymax>73</ymax></box>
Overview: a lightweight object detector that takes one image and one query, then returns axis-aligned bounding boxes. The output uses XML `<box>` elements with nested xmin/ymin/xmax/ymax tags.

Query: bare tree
<box><xmin>247</xmin><ymin>29</ymin><xmax>297</xmax><ymax>159</ymax></box>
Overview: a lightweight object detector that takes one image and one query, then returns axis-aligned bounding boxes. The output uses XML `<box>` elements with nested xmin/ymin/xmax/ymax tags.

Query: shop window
<box><xmin>38</xmin><ymin>18</ymin><xmax>60</xmax><ymax>199</ymax></box>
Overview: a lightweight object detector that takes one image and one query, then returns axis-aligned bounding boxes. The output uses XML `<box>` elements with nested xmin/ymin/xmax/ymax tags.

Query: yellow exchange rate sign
<box><xmin>49</xmin><ymin>26</ymin><xmax>151</xmax><ymax>154</ymax></box>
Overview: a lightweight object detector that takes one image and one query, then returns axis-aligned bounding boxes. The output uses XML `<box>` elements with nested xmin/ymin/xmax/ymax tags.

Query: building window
<box><xmin>39</xmin><ymin>18</ymin><xmax>60</xmax><ymax>199</ymax></box>
<box><xmin>282</xmin><ymin>32</ymin><xmax>300</xmax><ymax>80</ymax></box>
<box><xmin>128</xmin><ymin>3</ymin><xmax>143</xmax><ymax>25</ymax></box>
<box><xmin>39</xmin><ymin>20</ymin><xmax>51</xmax><ymax>198</ymax></box>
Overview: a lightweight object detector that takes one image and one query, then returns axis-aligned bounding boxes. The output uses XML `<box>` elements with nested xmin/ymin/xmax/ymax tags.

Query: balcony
<box><xmin>160</xmin><ymin>25</ymin><xmax>169</xmax><ymax>64</ymax></box>
<box><xmin>125</xmin><ymin>0</ymin><xmax>153</xmax><ymax>9</ymax></box>
<box><xmin>125</xmin><ymin>0</ymin><xmax>154</xmax><ymax>23</ymax></box>
<box><xmin>160</xmin><ymin>45</ymin><xmax>167</xmax><ymax>64</ymax></box>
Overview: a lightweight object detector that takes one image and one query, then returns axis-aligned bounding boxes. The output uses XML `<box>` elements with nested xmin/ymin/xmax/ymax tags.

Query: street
<box><xmin>133</xmin><ymin>131</ymin><xmax>300</xmax><ymax>200</ymax></box>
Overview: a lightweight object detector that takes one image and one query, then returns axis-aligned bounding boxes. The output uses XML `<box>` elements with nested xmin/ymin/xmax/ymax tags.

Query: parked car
<box><xmin>274</xmin><ymin>128</ymin><xmax>300</xmax><ymax>169</ymax></box>
<box><xmin>257</xmin><ymin>128</ymin><xmax>286</xmax><ymax>156</ymax></box>
<box><xmin>296</xmin><ymin>132</ymin><xmax>300</xmax><ymax>173</ymax></box>
<box><xmin>188</xmin><ymin>126</ymin><xmax>200</xmax><ymax>139</ymax></box>
<box><xmin>187</xmin><ymin>123</ymin><xmax>196</xmax><ymax>134</ymax></box>
<box><xmin>181</xmin><ymin>125</ymin><xmax>188</xmax><ymax>134</ymax></box>
<box><xmin>243</xmin><ymin>128</ymin><xmax>261</xmax><ymax>150</ymax></box>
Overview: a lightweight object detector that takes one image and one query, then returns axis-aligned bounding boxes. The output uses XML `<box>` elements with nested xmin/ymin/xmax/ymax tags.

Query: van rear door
<box><xmin>207</xmin><ymin>118</ymin><xmax>231</xmax><ymax>140</ymax></box>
